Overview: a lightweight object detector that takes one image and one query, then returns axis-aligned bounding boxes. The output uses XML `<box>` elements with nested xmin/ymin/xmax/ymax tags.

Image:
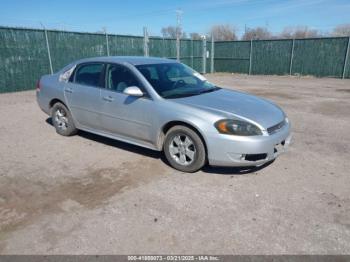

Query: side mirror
<box><xmin>123</xmin><ymin>86</ymin><xmax>143</xmax><ymax>97</ymax></box>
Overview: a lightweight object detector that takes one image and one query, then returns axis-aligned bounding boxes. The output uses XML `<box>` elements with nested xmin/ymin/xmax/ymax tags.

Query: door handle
<box><xmin>103</xmin><ymin>96</ymin><xmax>114</xmax><ymax>102</ymax></box>
<box><xmin>65</xmin><ymin>88</ymin><xmax>73</xmax><ymax>93</ymax></box>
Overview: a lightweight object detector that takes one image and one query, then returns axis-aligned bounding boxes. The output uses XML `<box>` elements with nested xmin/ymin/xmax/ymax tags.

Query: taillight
<box><xmin>36</xmin><ymin>79</ymin><xmax>41</xmax><ymax>91</ymax></box>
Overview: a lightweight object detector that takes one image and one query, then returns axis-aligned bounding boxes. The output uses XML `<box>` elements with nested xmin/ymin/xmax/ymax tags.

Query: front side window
<box><xmin>136</xmin><ymin>63</ymin><xmax>219</xmax><ymax>99</ymax></box>
<box><xmin>106</xmin><ymin>64</ymin><xmax>140</xmax><ymax>93</ymax></box>
<box><xmin>74</xmin><ymin>63</ymin><xmax>104</xmax><ymax>87</ymax></box>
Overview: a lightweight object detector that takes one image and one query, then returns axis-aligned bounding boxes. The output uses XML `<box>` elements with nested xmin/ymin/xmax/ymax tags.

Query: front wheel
<box><xmin>51</xmin><ymin>102</ymin><xmax>78</xmax><ymax>136</ymax></box>
<box><xmin>164</xmin><ymin>126</ymin><xmax>206</xmax><ymax>173</ymax></box>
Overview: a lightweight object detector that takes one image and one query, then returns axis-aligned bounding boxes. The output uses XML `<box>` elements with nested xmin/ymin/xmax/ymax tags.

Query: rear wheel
<box><xmin>164</xmin><ymin>125</ymin><xmax>206</xmax><ymax>173</ymax></box>
<box><xmin>51</xmin><ymin>102</ymin><xmax>78</xmax><ymax>136</ymax></box>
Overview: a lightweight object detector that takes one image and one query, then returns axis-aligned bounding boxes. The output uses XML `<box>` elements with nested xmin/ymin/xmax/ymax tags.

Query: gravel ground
<box><xmin>0</xmin><ymin>74</ymin><xmax>350</xmax><ymax>254</ymax></box>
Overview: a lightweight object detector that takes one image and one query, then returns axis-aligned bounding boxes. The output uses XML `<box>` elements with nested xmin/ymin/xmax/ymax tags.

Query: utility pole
<box><xmin>176</xmin><ymin>9</ymin><xmax>183</xmax><ymax>61</ymax></box>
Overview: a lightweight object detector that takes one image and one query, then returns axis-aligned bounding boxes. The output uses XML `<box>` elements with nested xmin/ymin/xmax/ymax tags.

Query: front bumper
<box><xmin>206</xmin><ymin>122</ymin><xmax>291</xmax><ymax>167</ymax></box>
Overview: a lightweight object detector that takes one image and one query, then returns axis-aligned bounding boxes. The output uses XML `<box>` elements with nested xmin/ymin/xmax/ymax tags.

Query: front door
<box><xmin>99</xmin><ymin>63</ymin><xmax>154</xmax><ymax>143</ymax></box>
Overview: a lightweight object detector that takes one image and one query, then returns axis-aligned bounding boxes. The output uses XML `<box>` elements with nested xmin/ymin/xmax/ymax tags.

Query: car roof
<box><xmin>74</xmin><ymin>56</ymin><xmax>177</xmax><ymax>66</ymax></box>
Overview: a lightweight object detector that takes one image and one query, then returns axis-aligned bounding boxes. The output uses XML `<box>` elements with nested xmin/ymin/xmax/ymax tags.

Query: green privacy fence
<box><xmin>148</xmin><ymin>37</ymin><xmax>204</xmax><ymax>72</ymax></box>
<box><xmin>47</xmin><ymin>31</ymin><xmax>107</xmax><ymax>72</ymax></box>
<box><xmin>215</xmin><ymin>37</ymin><xmax>350</xmax><ymax>78</ymax></box>
<box><xmin>215</xmin><ymin>41</ymin><xmax>251</xmax><ymax>74</ymax></box>
<box><xmin>0</xmin><ymin>26</ymin><xmax>349</xmax><ymax>93</ymax></box>
<box><xmin>292</xmin><ymin>37</ymin><xmax>349</xmax><ymax>77</ymax></box>
<box><xmin>251</xmin><ymin>40</ymin><xmax>293</xmax><ymax>75</ymax></box>
<box><xmin>0</xmin><ymin>26</ymin><xmax>207</xmax><ymax>93</ymax></box>
<box><xmin>0</xmin><ymin>28</ymin><xmax>50</xmax><ymax>92</ymax></box>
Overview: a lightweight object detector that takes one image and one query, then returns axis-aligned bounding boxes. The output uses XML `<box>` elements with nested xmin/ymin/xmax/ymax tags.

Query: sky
<box><xmin>0</xmin><ymin>0</ymin><xmax>349</xmax><ymax>37</ymax></box>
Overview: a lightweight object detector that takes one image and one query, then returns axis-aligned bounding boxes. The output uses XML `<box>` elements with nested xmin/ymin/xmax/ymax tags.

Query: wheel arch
<box><xmin>49</xmin><ymin>98</ymin><xmax>68</xmax><ymax>111</ymax></box>
<box><xmin>158</xmin><ymin>120</ymin><xmax>208</xmax><ymax>156</ymax></box>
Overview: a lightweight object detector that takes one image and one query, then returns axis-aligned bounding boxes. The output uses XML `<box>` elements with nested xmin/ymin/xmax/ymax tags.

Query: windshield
<box><xmin>135</xmin><ymin>63</ymin><xmax>220</xmax><ymax>99</ymax></box>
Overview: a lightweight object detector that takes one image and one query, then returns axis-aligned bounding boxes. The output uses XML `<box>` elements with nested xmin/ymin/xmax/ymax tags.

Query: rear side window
<box><xmin>74</xmin><ymin>63</ymin><xmax>104</xmax><ymax>87</ymax></box>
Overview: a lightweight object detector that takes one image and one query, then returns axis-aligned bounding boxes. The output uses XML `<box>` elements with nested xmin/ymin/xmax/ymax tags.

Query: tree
<box><xmin>208</xmin><ymin>24</ymin><xmax>237</xmax><ymax>41</ymax></box>
<box><xmin>242</xmin><ymin>27</ymin><xmax>272</xmax><ymax>40</ymax></box>
<box><xmin>161</xmin><ymin>26</ymin><xmax>186</xmax><ymax>39</ymax></box>
<box><xmin>190</xmin><ymin>32</ymin><xmax>202</xmax><ymax>40</ymax></box>
<box><xmin>332</xmin><ymin>24</ymin><xmax>350</xmax><ymax>37</ymax></box>
<box><xmin>279</xmin><ymin>26</ymin><xmax>322</xmax><ymax>39</ymax></box>
<box><xmin>161</xmin><ymin>26</ymin><xmax>177</xmax><ymax>38</ymax></box>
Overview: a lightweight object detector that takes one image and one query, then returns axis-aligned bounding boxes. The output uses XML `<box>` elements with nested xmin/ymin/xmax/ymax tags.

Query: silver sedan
<box><xmin>36</xmin><ymin>56</ymin><xmax>291</xmax><ymax>172</ymax></box>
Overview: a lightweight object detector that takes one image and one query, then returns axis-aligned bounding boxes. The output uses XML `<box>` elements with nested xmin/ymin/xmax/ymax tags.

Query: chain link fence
<box><xmin>0</xmin><ymin>26</ymin><xmax>349</xmax><ymax>93</ymax></box>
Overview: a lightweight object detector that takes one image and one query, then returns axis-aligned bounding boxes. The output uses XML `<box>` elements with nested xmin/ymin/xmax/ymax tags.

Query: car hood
<box><xmin>174</xmin><ymin>88</ymin><xmax>285</xmax><ymax>129</ymax></box>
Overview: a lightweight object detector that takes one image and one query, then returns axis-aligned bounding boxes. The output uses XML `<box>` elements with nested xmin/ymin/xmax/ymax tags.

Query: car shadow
<box><xmin>46</xmin><ymin>117</ymin><xmax>162</xmax><ymax>161</ymax></box>
<box><xmin>46</xmin><ymin>117</ymin><xmax>273</xmax><ymax>175</ymax></box>
<box><xmin>78</xmin><ymin>130</ymin><xmax>163</xmax><ymax>160</ymax></box>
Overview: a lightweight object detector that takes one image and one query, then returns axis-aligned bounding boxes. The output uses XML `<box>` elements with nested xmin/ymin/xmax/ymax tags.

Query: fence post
<box><xmin>42</xmin><ymin>26</ymin><xmax>53</xmax><ymax>75</ymax></box>
<box><xmin>104</xmin><ymin>28</ymin><xmax>110</xmax><ymax>56</ymax></box>
<box><xmin>210</xmin><ymin>35</ymin><xmax>215</xmax><ymax>73</ymax></box>
<box><xmin>249</xmin><ymin>39</ymin><xmax>253</xmax><ymax>75</ymax></box>
<box><xmin>289</xmin><ymin>39</ymin><xmax>295</xmax><ymax>75</ymax></box>
<box><xmin>342</xmin><ymin>37</ymin><xmax>350</xmax><ymax>79</ymax></box>
<box><xmin>191</xmin><ymin>38</ymin><xmax>194</xmax><ymax>68</ymax></box>
<box><xmin>143</xmin><ymin>27</ymin><xmax>149</xmax><ymax>57</ymax></box>
<box><xmin>202</xmin><ymin>36</ymin><xmax>207</xmax><ymax>74</ymax></box>
<box><xmin>176</xmin><ymin>34</ymin><xmax>180</xmax><ymax>61</ymax></box>
<box><xmin>114</xmin><ymin>35</ymin><xmax>118</xmax><ymax>55</ymax></box>
<box><xmin>162</xmin><ymin>37</ymin><xmax>165</xmax><ymax>58</ymax></box>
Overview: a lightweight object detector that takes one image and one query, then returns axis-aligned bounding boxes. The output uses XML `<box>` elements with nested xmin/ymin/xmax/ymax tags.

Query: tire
<box><xmin>51</xmin><ymin>102</ymin><xmax>78</xmax><ymax>136</ymax></box>
<box><xmin>164</xmin><ymin>125</ymin><xmax>206</xmax><ymax>173</ymax></box>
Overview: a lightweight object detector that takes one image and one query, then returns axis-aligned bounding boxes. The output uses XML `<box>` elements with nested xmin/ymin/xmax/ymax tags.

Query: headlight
<box><xmin>214</xmin><ymin>119</ymin><xmax>262</xmax><ymax>136</ymax></box>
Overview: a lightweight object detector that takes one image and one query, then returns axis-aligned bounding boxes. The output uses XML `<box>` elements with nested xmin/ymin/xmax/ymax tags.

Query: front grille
<box><xmin>267</xmin><ymin>120</ymin><xmax>286</xmax><ymax>135</ymax></box>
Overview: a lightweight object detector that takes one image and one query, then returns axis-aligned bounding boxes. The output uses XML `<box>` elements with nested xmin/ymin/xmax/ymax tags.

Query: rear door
<box><xmin>64</xmin><ymin>63</ymin><xmax>105</xmax><ymax>130</ymax></box>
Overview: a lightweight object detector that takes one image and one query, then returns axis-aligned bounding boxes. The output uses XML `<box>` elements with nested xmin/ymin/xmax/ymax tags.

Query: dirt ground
<box><xmin>0</xmin><ymin>74</ymin><xmax>350</xmax><ymax>254</ymax></box>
